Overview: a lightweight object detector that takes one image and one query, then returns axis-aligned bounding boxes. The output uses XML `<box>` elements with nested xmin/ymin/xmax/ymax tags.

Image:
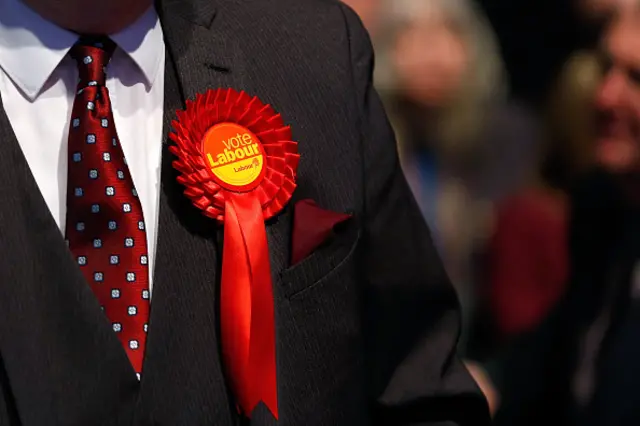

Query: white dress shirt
<box><xmin>0</xmin><ymin>0</ymin><xmax>165</xmax><ymax>292</ymax></box>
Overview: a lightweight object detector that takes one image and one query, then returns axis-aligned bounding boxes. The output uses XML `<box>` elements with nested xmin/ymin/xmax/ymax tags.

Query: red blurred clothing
<box><xmin>489</xmin><ymin>188</ymin><xmax>569</xmax><ymax>339</ymax></box>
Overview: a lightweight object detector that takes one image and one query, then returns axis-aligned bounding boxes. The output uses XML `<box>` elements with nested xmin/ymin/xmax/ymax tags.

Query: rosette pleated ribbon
<box><xmin>169</xmin><ymin>88</ymin><xmax>300</xmax><ymax>419</ymax></box>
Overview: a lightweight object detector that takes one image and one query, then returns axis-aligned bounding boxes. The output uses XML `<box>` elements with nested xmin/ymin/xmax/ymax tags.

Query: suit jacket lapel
<box><xmin>154</xmin><ymin>0</ymin><xmax>294</xmax><ymax>279</ymax></box>
<box><xmin>136</xmin><ymin>2</ymin><xmax>246</xmax><ymax>423</ymax></box>
<box><xmin>0</xmin><ymin>91</ymin><xmax>137</xmax><ymax>425</ymax></box>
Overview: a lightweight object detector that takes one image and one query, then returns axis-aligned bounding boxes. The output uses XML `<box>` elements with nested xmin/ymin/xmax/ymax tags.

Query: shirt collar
<box><xmin>0</xmin><ymin>0</ymin><xmax>163</xmax><ymax>101</ymax></box>
<box><xmin>110</xmin><ymin>8</ymin><xmax>164</xmax><ymax>90</ymax></box>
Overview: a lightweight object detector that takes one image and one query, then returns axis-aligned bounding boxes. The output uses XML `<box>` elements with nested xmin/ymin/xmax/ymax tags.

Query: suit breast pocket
<box><xmin>279</xmin><ymin>222</ymin><xmax>361</xmax><ymax>299</ymax></box>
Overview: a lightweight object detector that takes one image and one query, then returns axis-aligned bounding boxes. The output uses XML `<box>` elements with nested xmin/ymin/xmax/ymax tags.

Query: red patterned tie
<box><xmin>65</xmin><ymin>37</ymin><xmax>150</xmax><ymax>376</ymax></box>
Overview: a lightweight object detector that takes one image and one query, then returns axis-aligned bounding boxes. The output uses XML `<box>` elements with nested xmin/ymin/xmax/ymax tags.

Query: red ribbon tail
<box><xmin>221</xmin><ymin>193</ymin><xmax>278</xmax><ymax>419</ymax></box>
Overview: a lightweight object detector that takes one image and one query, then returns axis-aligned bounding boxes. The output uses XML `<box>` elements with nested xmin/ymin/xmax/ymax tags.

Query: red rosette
<box><xmin>169</xmin><ymin>88</ymin><xmax>299</xmax><ymax>221</ymax></box>
<box><xmin>169</xmin><ymin>88</ymin><xmax>300</xmax><ymax>419</ymax></box>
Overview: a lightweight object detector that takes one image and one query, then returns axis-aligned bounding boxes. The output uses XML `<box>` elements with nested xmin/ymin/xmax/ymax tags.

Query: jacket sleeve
<box><xmin>336</xmin><ymin>4</ymin><xmax>492</xmax><ymax>425</ymax></box>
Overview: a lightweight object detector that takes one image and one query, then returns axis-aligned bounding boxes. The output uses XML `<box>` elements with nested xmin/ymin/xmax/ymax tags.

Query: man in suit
<box><xmin>0</xmin><ymin>0</ymin><xmax>489</xmax><ymax>424</ymax></box>
<box><xmin>476</xmin><ymin>3</ymin><xmax>640</xmax><ymax>425</ymax></box>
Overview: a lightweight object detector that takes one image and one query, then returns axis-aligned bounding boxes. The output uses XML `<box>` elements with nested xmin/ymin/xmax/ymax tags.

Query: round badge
<box><xmin>201</xmin><ymin>122</ymin><xmax>266</xmax><ymax>191</ymax></box>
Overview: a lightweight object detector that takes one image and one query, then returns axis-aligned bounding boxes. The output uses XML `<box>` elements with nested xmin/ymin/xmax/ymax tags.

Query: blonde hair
<box><xmin>544</xmin><ymin>50</ymin><xmax>603</xmax><ymax>180</ymax></box>
<box><xmin>376</xmin><ymin>0</ymin><xmax>507</xmax><ymax>159</ymax></box>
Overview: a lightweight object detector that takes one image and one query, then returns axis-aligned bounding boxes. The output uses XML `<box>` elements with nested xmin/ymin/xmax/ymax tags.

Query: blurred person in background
<box><xmin>488</xmin><ymin>50</ymin><xmax>602</xmax><ymax>343</ymax></box>
<box><xmin>486</xmin><ymin>0</ymin><xmax>620</xmax><ymax>347</ymax></box>
<box><xmin>375</xmin><ymin>0</ymin><xmax>539</xmax><ymax>354</ymax></box>
<box><xmin>475</xmin><ymin>3</ymin><xmax>640</xmax><ymax>425</ymax></box>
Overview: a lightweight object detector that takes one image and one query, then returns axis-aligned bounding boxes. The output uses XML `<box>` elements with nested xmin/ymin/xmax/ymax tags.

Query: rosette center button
<box><xmin>202</xmin><ymin>122</ymin><xmax>266</xmax><ymax>191</ymax></box>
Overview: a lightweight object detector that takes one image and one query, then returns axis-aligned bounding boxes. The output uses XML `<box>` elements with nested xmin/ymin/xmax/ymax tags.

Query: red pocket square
<box><xmin>291</xmin><ymin>199</ymin><xmax>352</xmax><ymax>266</ymax></box>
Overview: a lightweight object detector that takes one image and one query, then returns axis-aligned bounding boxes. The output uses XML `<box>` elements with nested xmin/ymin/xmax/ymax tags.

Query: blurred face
<box><xmin>21</xmin><ymin>0</ymin><xmax>153</xmax><ymax>34</ymax></box>
<box><xmin>594</xmin><ymin>7</ymin><xmax>640</xmax><ymax>172</ymax></box>
<box><xmin>392</xmin><ymin>13</ymin><xmax>469</xmax><ymax>108</ymax></box>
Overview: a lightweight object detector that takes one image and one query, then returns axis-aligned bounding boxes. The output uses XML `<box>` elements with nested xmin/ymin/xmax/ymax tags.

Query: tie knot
<box><xmin>70</xmin><ymin>36</ymin><xmax>117</xmax><ymax>87</ymax></box>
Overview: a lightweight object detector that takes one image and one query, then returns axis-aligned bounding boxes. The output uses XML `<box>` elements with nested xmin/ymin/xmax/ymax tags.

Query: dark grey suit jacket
<box><xmin>0</xmin><ymin>0</ymin><xmax>490</xmax><ymax>424</ymax></box>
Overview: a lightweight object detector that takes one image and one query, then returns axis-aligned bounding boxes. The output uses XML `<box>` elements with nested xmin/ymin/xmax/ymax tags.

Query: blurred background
<box><xmin>343</xmin><ymin>0</ymin><xmax>640</xmax><ymax>424</ymax></box>
<box><xmin>345</xmin><ymin>0</ymin><xmax>607</xmax><ymax>356</ymax></box>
